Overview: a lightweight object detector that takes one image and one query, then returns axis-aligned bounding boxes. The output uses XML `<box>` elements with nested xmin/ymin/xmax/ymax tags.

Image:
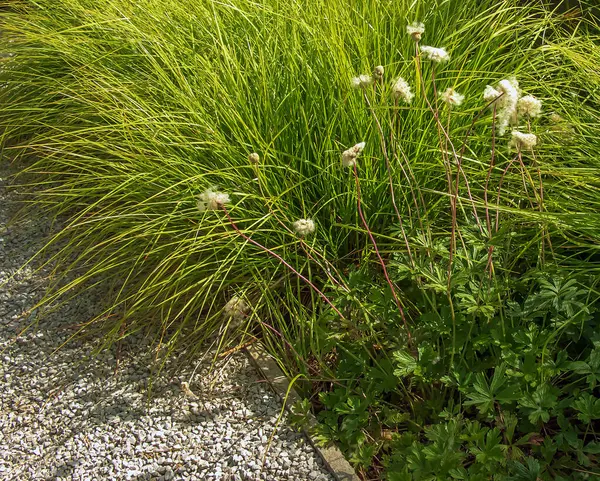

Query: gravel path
<box><xmin>0</xmin><ymin>160</ymin><xmax>335</xmax><ymax>481</ymax></box>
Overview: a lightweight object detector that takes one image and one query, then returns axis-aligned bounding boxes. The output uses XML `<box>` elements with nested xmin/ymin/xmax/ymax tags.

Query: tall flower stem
<box><xmin>484</xmin><ymin>104</ymin><xmax>498</xmax><ymax>237</ymax></box>
<box><xmin>253</xmin><ymin>163</ymin><xmax>348</xmax><ymax>291</ymax></box>
<box><xmin>485</xmin><ymin>104</ymin><xmax>498</xmax><ymax>274</ymax></box>
<box><xmin>362</xmin><ymin>90</ymin><xmax>415</xmax><ymax>268</ymax></box>
<box><xmin>415</xmin><ymin>45</ymin><xmax>458</xmax><ymax>290</ymax></box>
<box><xmin>424</xmin><ymin>61</ymin><xmax>458</xmax><ymax>287</ymax></box>
<box><xmin>415</xmin><ymin>44</ymin><xmax>483</xmax><ymax>233</ymax></box>
<box><xmin>526</xmin><ymin>118</ymin><xmax>552</xmax><ymax>263</ymax></box>
<box><xmin>495</xmin><ymin>153</ymin><xmax>520</xmax><ymax>233</ymax></box>
<box><xmin>352</xmin><ymin>164</ymin><xmax>412</xmax><ymax>341</ymax></box>
<box><xmin>222</xmin><ymin>206</ymin><xmax>346</xmax><ymax>320</ymax></box>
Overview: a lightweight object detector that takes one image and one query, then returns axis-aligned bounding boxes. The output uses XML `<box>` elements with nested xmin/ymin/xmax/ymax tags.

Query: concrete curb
<box><xmin>246</xmin><ymin>344</ymin><xmax>360</xmax><ymax>481</ymax></box>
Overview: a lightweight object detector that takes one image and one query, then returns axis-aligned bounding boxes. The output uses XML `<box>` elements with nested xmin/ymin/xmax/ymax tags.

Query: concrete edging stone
<box><xmin>245</xmin><ymin>344</ymin><xmax>361</xmax><ymax>481</ymax></box>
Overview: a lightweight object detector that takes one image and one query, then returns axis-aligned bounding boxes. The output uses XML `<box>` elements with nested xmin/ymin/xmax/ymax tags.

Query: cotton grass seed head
<box><xmin>517</xmin><ymin>95</ymin><xmax>542</xmax><ymax>118</ymax></box>
<box><xmin>248</xmin><ymin>152</ymin><xmax>260</xmax><ymax>164</ymax></box>
<box><xmin>491</xmin><ymin>78</ymin><xmax>520</xmax><ymax>136</ymax></box>
<box><xmin>509</xmin><ymin>130</ymin><xmax>537</xmax><ymax>151</ymax></box>
<box><xmin>392</xmin><ymin>77</ymin><xmax>414</xmax><ymax>104</ymax></box>
<box><xmin>351</xmin><ymin>74</ymin><xmax>373</xmax><ymax>89</ymax></box>
<box><xmin>441</xmin><ymin>88</ymin><xmax>464</xmax><ymax>107</ymax></box>
<box><xmin>406</xmin><ymin>22</ymin><xmax>425</xmax><ymax>41</ymax></box>
<box><xmin>224</xmin><ymin>296</ymin><xmax>248</xmax><ymax>320</ymax></box>
<box><xmin>373</xmin><ymin>65</ymin><xmax>384</xmax><ymax>80</ymax></box>
<box><xmin>497</xmin><ymin>78</ymin><xmax>520</xmax><ymax>107</ymax></box>
<box><xmin>342</xmin><ymin>141</ymin><xmax>366</xmax><ymax>168</ymax></box>
<box><xmin>419</xmin><ymin>46</ymin><xmax>450</xmax><ymax>63</ymax></box>
<box><xmin>483</xmin><ymin>85</ymin><xmax>502</xmax><ymax>103</ymax></box>
<box><xmin>197</xmin><ymin>189</ymin><xmax>230</xmax><ymax>212</ymax></box>
<box><xmin>293</xmin><ymin>218</ymin><xmax>315</xmax><ymax>236</ymax></box>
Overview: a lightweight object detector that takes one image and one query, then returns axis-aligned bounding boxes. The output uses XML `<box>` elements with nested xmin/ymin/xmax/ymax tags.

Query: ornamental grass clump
<box><xmin>2</xmin><ymin>0</ymin><xmax>600</xmax><ymax>478</ymax></box>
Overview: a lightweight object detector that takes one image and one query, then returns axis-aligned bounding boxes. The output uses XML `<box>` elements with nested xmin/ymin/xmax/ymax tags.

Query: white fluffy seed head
<box><xmin>293</xmin><ymin>218</ymin><xmax>315</xmax><ymax>236</ymax></box>
<box><xmin>248</xmin><ymin>152</ymin><xmax>260</xmax><ymax>164</ymax></box>
<box><xmin>483</xmin><ymin>85</ymin><xmax>502</xmax><ymax>103</ymax></box>
<box><xmin>224</xmin><ymin>296</ymin><xmax>248</xmax><ymax>321</ymax></box>
<box><xmin>342</xmin><ymin>141</ymin><xmax>366</xmax><ymax>168</ymax></box>
<box><xmin>497</xmin><ymin>78</ymin><xmax>520</xmax><ymax>107</ymax></box>
<box><xmin>342</xmin><ymin>150</ymin><xmax>357</xmax><ymax>168</ymax></box>
<box><xmin>351</xmin><ymin>74</ymin><xmax>374</xmax><ymax>89</ymax></box>
<box><xmin>441</xmin><ymin>88</ymin><xmax>464</xmax><ymax>107</ymax></box>
<box><xmin>517</xmin><ymin>95</ymin><xmax>542</xmax><ymax>118</ymax></box>
<box><xmin>419</xmin><ymin>46</ymin><xmax>450</xmax><ymax>63</ymax></box>
<box><xmin>406</xmin><ymin>21</ymin><xmax>425</xmax><ymax>41</ymax></box>
<box><xmin>392</xmin><ymin>77</ymin><xmax>414</xmax><ymax>104</ymax></box>
<box><xmin>509</xmin><ymin>130</ymin><xmax>538</xmax><ymax>150</ymax></box>
<box><xmin>373</xmin><ymin>65</ymin><xmax>384</xmax><ymax>80</ymax></box>
<box><xmin>494</xmin><ymin>78</ymin><xmax>520</xmax><ymax>136</ymax></box>
<box><xmin>197</xmin><ymin>189</ymin><xmax>230</xmax><ymax>212</ymax></box>
<box><xmin>352</xmin><ymin>141</ymin><xmax>366</xmax><ymax>155</ymax></box>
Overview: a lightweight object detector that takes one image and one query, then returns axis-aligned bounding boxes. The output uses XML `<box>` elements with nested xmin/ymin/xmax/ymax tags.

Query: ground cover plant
<box><xmin>2</xmin><ymin>0</ymin><xmax>600</xmax><ymax>478</ymax></box>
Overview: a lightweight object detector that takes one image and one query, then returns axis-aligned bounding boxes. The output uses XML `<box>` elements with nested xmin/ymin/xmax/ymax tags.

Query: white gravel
<box><xmin>0</xmin><ymin>160</ymin><xmax>335</xmax><ymax>481</ymax></box>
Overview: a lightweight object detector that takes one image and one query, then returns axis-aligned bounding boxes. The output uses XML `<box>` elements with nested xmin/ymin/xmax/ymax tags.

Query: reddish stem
<box><xmin>253</xmin><ymin>164</ymin><xmax>348</xmax><ymax>291</ymax></box>
<box><xmin>352</xmin><ymin>165</ymin><xmax>412</xmax><ymax>341</ymax></box>
<box><xmin>222</xmin><ymin>206</ymin><xmax>346</xmax><ymax>320</ymax></box>
<box><xmin>416</xmin><ymin>47</ymin><xmax>482</xmax><ymax>232</ymax></box>
<box><xmin>484</xmin><ymin>104</ymin><xmax>498</xmax><ymax>237</ymax></box>
<box><xmin>362</xmin><ymin>90</ymin><xmax>415</xmax><ymax>268</ymax></box>
<box><xmin>494</xmin><ymin>154</ymin><xmax>519</xmax><ymax>233</ymax></box>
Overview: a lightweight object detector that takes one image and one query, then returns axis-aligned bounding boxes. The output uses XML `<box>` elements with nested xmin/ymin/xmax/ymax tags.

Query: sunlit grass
<box><xmin>1</xmin><ymin>0</ymin><xmax>599</xmax><ymax>380</ymax></box>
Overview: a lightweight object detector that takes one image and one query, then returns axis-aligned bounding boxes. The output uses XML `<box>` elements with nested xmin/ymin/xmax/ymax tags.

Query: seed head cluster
<box><xmin>352</xmin><ymin>74</ymin><xmax>374</xmax><ymax>89</ymax></box>
<box><xmin>406</xmin><ymin>22</ymin><xmax>425</xmax><ymax>41</ymax></box>
<box><xmin>372</xmin><ymin>65</ymin><xmax>384</xmax><ymax>80</ymax></box>
<box><xmin>197</xmin><ymin>189</ymin><xmax>230</xmax><ymax>212</ymax></box>
<box><xmin>392</xmin><ymin>77</ymin><xmax>414</xmax><ymax>104</ymax></box>
<box><xmin>483</xmin><ymin>78</ymin><xmax>542</xmax><ymax>136</ymax></box>
<box><xmin>224</xmin><ymin>296</ymin><xmax>248</xmax><ymax>321</ymax></box>
<box><xmin>342</xmin><ymin>142</ymin><xmax>366</xmax><ymax>168</ymax></box>
<box><xmin>293</xmin><ymin>218</ymin><xmax>315</xmax><ymax>236</ymax></box>
<box><xmin>509</xmin><ymin>131</ymin><xmax>538</xmax><ymax>151</ymax></box>
<box><xmin>419</xmin><ymin>46</ymin><xmax>450</xmax><ymax>63</ymax></box>
<box><xmin>441</xmin><ymin>88</ymin><xmax>464</xmax><ymax>107</ymax></box>
<box><xmin>483</xmin><ymin>85</ymin><xmax>502</xmax><ymax>103</ymax></box>
<box><xmin>517</xmin><ymin>95</ymin><xmax>542</xmax><ymax>118</ymax></box>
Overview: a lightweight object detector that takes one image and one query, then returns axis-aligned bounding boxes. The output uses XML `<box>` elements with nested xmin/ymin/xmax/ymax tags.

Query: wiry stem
<box><xmin>388</xmin><ymin>97</ymin><xmax>435</xmax><ymax>268</ymax></box>
<box><xmin>526</xmin><ymin>118</ymin><xmax>552</xmax><ymax>263</ymax></box>
<box><xmin>515</xmin><ymin>153</ymin><xmax>536</xmax><ymax>209</ymax></box>
<box><xmin>352</xmin><ymin>164</ymin><xmax>412</xmax><ymax>341</ymax></box>
<box><xmin>484</xmin><ymin>104</ymin><xmax>498</xmax><ymax>237</ymax></box>
<box><xmin>222</xmin><ymin>206</ymin><xmax>346</xmax><ymax>320</ymax></box>
<box><xmin>416</xmin><ymin>44</ymin><xmax>483</xmax><ymax>233</ymax></box>
<box><xmin>415</xmin><ymin>45</ymin><xmax>458</xmax><ymax>289</ymax></box>
<box><xmin>253</xmin><ymin>163</ymin><xmax>349</xmax><ymax>291</ymax></box>
<box><xmin>485</xmin><ymin>104</ymin><xmax>498</xmax><ymax>274</ymax></box>
<box><xmin>362</xmin><ymin>90</ymin><xmax>415</xmax><ymax>268</ymax></box>
<box><xmin>495</xmin><ymin>154</ymin><xmax>519</xmax><ymax>233</ymax></box>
